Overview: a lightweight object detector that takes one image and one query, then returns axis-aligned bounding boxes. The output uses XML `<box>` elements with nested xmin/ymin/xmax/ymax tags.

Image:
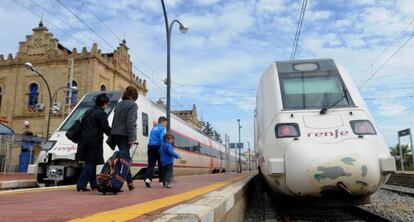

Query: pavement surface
<box><xmin>0</xmin><ymin>173</ymin><xmax>250</xmax><ymax>222</ymax></box>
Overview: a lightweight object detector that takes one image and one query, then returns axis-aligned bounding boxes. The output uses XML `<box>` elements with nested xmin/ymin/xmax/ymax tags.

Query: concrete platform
<box><xmin>0</xmin><ymin>173</ymin><xmax>37</xmax><ymax>190</ymax></box>
<box><xmin>0</xmin><ymin>172</ymin><xmax>254</xmax><ymax>222</ymax></box>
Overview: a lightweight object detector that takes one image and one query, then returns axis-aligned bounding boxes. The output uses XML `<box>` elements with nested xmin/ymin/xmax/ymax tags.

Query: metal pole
<box><xmin>234</xmin><ymin>141</ymin><xmax>236</xmax><ymax>172</ymax></box>
<box><xmin>161</xmin><ymin>0</ymin><xmax>171</xmax><ymax>132</ymax></box>
<box><xmin>247</xmin><ymin>141</ymin><xmax>251</xmax><ymax>171</ymax></box>
<box><xmin>8</xmin><ymin>135</ymin><xmax>14</xmax><ymax>173</ymax></box>
<box><xmin>398</xmin><ymin>136</ymin><xmax>404</xmax><ymax>171</ymax></box>
<box><xmin>410</xmin><ymin>129</ymin><xmax>414</xmax><ymax>167</ymax></box>
<box><xmin>34</xmin><ymin>70</ymin><xmax>52</xmax><ymax>139</ymax></box>
<box><xmin>237</xmin><ymin>119</ymin><xmax>241</xmax><ymax>173</ymax></box>
<box><xmin>225</xmin><ymin>134</ymin><xmax>229</xmax><ymax>174</ymax></box>
<box><xmin>0</xmin><ymin>135</ymin><xmax>4</xmax><ymax>174</ymax></box>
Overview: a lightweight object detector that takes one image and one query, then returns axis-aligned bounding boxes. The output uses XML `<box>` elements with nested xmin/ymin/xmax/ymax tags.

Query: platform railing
<box><xmin>0</xmin><ymin>134</ymin><xmax>45</xmax><ymax>174</ymax></box>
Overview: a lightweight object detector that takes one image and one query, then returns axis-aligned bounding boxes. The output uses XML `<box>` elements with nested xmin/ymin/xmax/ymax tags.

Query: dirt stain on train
<box><xmin>274</xmin><ymin>179</ymin><xmax>280</xmax><ymax>186</ymax></box>
<box><xmin>340</xmin><ymin>157</ymin><xmax>356</xmax><ymax>165</ymax></box>
<box><xmin>361</xmin><ymin>165</ymin><xmax>368</xmax><ymax>177</ymax></box>
<box><xmin>356</xmin><ymin>180</ymin><xmax>368</xmax><ymax>187</ymax></box>
<box><xmin>314</xmin><ymin>166</ymin><xmax>352</xmax><ymax>181</ymax></box>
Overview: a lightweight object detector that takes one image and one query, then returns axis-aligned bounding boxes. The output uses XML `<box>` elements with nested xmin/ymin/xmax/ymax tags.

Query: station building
<box><xmin>0</xmin><ymin>21</ymin><xmax>147</xmax><ymax>138</ymax></box>
<box><xmin>0</xmin><ymin>21</ymin><xmax>147</xmax><ymax>171</ymax></box>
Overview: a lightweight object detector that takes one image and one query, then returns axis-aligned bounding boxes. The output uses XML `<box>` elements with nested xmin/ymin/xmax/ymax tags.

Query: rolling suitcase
<box><xmin>97</xmin><ymin>144</ymin><xmax>138</xmax><ymax>194</ymax></box>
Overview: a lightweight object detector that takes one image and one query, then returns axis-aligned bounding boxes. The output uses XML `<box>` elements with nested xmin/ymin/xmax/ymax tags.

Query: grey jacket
<box><xmin>111</xmin><ymin>99</ymin><xmax>138</xmax><ymax>141</ymax></box>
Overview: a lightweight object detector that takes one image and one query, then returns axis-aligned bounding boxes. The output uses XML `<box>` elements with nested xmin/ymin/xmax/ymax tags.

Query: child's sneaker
<box><xmin>145</xmin><ymin>179</ymin><xmax>152</xmax><ymax>188</ymax></box>
<box><xmin>160</xmin><ymin>182</ymin><xmax>163</xmax><ymax>187</ymax></box>
<box><xmin>164</xmin><ymin>183</ymin><xmax>172</xmax><ymax>189</ymax></box>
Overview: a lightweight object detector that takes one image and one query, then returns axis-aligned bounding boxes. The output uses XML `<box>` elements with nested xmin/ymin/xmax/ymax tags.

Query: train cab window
<box><xmin>279</xmin><ymin>70</ymin><xmax>354</xmax><ymax>110</ymax></box>
<box><xmin>59</xmin><ymin>92</ymin><xmax>122</xmax><ymax>131</ymax></box>
<box><xmin>142</xmin><ymin>113</ymin><xmax>149</xmax><ymax>137</ymax></box>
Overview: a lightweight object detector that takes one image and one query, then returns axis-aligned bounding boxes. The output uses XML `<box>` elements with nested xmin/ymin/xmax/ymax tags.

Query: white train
<box><xmin>29</xmin><ymin>91</ymin><xmax>237</xmax><ymax>185</ymax></box>
<box><xmin>255</xmin><ymin>58</ymin><xmax>396</xmax><ymax>203</ymax></box>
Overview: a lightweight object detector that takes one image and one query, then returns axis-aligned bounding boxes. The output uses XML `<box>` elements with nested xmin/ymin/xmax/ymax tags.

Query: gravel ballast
<box><xmin>361</xmin><ymin>189</ymin><xmax>414</xmax><ymax>222</ymax></box>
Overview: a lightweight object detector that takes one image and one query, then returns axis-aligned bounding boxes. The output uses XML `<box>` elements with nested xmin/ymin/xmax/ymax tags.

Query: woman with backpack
<box><xmin>76</xmin><ymin>93</ymin><xmax>111</xmax><ymax>192</ymax></box>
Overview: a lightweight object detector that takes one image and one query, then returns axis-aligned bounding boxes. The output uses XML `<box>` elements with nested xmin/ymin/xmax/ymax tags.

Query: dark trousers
<box><xmin>77</xmin><ymin>163</ymin><xmax>97</xmax><ymax>188</ymax></box>
<box><xmin>162</xmin><ymin>164</ymin><xmax>173</xmax><ymax>185</ymax></box>
<box><xmin>112</xmin><ymin>135</ymin><xmax>133</xmax><ymax>184</ymax></box>
<box><xmin>145</xmin><ymin>145</ymin><xmax>161</xmax><ymax>181</ymax></box>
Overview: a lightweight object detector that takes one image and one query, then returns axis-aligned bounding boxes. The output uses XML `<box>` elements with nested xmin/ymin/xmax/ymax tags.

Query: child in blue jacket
<box><xmin>160</xmin><ymin>133</ymin><xmax>181</xmax><ymax>188</ymax></box>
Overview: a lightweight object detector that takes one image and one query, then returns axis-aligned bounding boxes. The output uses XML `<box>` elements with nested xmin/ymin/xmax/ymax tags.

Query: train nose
<box><xmin>283</xmin><ymin>140</ymin><xmax>382</xmax><ymax>197</ymax></box>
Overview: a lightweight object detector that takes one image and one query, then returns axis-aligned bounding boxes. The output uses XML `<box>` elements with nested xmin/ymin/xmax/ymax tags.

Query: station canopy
<box><xmin>0</xmin><ymin>124</ymin><xmax>14</xmax><ymax>136</ymax></box>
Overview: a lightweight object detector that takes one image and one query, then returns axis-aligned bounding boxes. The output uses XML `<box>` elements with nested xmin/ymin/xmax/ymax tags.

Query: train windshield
<box><xmin>279</xmin><ymin>69</ymin><xmax>353</xmax><ymax>110</ymax></box>
<box><xmin>59</xmin><ymin>91</ymin><xmax>122</xmax><ymax>131</ymax></box>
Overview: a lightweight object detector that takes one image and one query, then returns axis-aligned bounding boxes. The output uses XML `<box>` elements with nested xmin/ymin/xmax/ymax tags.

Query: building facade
<box><xmin>172</xmin><ymin>104</ymin><xmax>203</xmax><ymax>130</ymax></box>
<box><xmin>0</xmin><ymin>22</ymin><xmax>147</xmax><ymax>138</ymax></box>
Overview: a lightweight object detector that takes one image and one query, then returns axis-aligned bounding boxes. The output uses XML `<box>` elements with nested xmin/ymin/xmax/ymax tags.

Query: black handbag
<box><xmin>106</xmin><ymin>135</ymin><xmax>116</xmax><ymax>150</ymax></box>
<box><xmin>65</xmin><ymin>110</ymin><xmax>91</xmax><ymax>143</ymax></box>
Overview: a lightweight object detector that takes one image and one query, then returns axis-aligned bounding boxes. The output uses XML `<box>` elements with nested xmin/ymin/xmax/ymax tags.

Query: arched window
<box><xmin>100</xmin><ymin>84</ymin><xmax>106</xmax><ymax>92</ymax></box>
<box><xmin>71</xmin><ymin>81</ymin><xmax>78</xmax><ymax>105</ymax></box>
<box><xmin>28</xmin><ymin>83</ymin><xmax>39</xmax><ymax>107</ymax></box>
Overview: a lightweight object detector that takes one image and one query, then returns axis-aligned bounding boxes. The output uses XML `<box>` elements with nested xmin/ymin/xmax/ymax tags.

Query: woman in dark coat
<box><xmin>76</xmin><ymin>93</ymin><xmax>111</xmax><ymax>191</ymax></box>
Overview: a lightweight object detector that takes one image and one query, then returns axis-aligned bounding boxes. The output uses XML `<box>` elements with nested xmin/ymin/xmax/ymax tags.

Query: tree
<box><xmin>200</xmin><ymin>121</ymin><xmax>223</xmax><ymax>143</ymax></box>
<box><xmin>203</xmin><ymin>121</ymin><xmax>214</xmax><ymax>138</ymax></box>
<box><xmin>213</xmin><ymin>130</ymin><xmax>223</xmax><ymax>143</ymax></box>
<box><xmin>390</xmin><ymin>143</ymin><xmax>412</xmax><ymax>170</ymax></box>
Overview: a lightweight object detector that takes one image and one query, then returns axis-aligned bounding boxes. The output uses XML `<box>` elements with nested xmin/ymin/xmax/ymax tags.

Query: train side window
<box><xmin>142</xmin><ymin>113</ymin><xmax>149</xmax><ymax>137</ymax></box>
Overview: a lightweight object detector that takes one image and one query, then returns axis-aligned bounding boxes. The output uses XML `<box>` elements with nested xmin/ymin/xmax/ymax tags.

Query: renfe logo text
<box><xmin>307</xmin><ymin>129</ymin><xmax>349</xmax><ymax>139</ymax></box>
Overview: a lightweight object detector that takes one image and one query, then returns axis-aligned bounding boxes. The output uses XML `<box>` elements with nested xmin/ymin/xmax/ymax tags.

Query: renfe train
<box><xmin>255</xmin><ymin>58</ymin><xmax>397</xmax><ymax>204</ymax></box>
<box><xmin>29</xmin><ymin>91</ymin><xmax>237</xmax><ymax>186</ymax></box>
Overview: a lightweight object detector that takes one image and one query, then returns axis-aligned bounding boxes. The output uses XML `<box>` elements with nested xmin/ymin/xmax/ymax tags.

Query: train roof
<box><xmin>274</xmin><ymin>58</ymin><xmax>337</xmax><ymax>74</ymax></box>
<box><xmin>149</xmin><ymin>99</ymin><xmax>225</xmax><ymax>147</ymax></box>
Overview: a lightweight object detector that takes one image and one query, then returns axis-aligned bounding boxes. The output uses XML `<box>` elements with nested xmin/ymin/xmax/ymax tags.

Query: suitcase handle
<box><xmin>130</xmin><ymin>143</ymin><xmax>139</xmax><ymax>158</ymax></box>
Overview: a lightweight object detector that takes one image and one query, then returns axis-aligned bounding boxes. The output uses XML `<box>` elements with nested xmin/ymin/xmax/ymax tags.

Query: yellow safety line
<box><xmin>0</xmin><ymin>185</ymin><xmax>75</xmax><ymax>196</ymax></box>
<box><xmin>68</xmin><ymin>175</ymin><xmax>246</xmax><ymax>222</ymax></box>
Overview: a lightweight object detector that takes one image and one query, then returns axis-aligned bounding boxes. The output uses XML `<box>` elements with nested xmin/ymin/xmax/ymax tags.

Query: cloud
<box><xmin>396</xmin><ymin>0</ymin><xmax>414</xmax><ymax>15</ymax></box>
<box><xmin>307</xmin><ymin>10</ymin><xmax>332</xmax><ymax>21</ymax></box>
<box><xmin>194</xmin><ymin>0</ymin><xmax>221</xmax><ymax>6</ymax></box>
<box><xmin>256</xmin><ymin>0</ymin><xmax>284</xmax><ymax>13</ymax></box>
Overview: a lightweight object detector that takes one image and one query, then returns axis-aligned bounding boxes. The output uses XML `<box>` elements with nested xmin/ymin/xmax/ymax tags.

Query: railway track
<box><xmin>380</xmin><ymin>184</ymin><xmax>414</xmax><ymax>197</ymax></box>
<box><xmin>275</xmin><ymin>205</ymin><xmax>391</xmax><ymax>222</ymax></box>
<box><xmin>245</xmin><ymin>183</ymin><xmax>392</xmax><ymax>222</ymax></box>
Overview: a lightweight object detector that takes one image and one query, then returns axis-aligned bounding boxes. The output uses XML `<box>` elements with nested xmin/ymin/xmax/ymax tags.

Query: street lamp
<box><xmin>25</xmin><ymin>62</ymin><xmax>52</xmax><ymax>139</ymax></box>
<box><xmin>51</xmin><ymin>86</ymin><xmax>78</xmax><ymax>114</ymax></box>
<box><xmin>237</xmin><ymin>119</ymin><xmax>242</xmax><ymax>173</ymax></box>
<box><xmin>247</xmin><ymin>141</ymin><xmax>251</xmax><ymax>171</ymax></box>
<box><xmin>161</xmin><ymin>0</ymin><xmax>188</xmax><ymax>131</ymax></box>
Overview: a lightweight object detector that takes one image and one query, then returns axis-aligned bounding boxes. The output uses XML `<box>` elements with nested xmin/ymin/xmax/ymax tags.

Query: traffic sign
<box><xmin>229</xmin><ymin>142</ymin><xmax>243</xmax><ymax>149</ymax></box>
<box><xmin>398</xmin><ymin>128</ymin><xmax>411</xmax><ymax>137</ymax></box>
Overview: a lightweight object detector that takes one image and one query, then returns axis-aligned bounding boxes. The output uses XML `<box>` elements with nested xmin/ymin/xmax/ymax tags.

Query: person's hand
<box><xmin>128</xmin><ymin>141</ymin><xmax>138</xmax><ymax>145</ymax></box>
<box><xmin>178</xmin><ymin>156</ymin><xmax>183</xmax><ymax>160</ymax></box>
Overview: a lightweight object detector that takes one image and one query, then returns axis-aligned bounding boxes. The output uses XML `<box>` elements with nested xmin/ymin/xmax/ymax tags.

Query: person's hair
<box><xmin>164</xmin><ymin>132</ymin><xmax>175</xmax><ymax>141</ymax></box>
<box><xmin>95</xmin><ymin>93</ymin><xmax>110</xmax><ymax>106</ymax></box>
<box><xmin>158</xmin><ymin>116</ymin><xmax>168</xmax><ymax>123</ymax></box>
<box><xmin>122</xmin><ymin>86</ymin><xmax>139</xmax><ymax>101</ymax></box>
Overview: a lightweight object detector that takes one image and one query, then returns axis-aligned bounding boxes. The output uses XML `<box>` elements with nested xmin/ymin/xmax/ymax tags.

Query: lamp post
<box><xmin>52</xmin><ymin>86</ymin><xmax>77</xmax><ymax>103</ymax></box>
<box><xmin>51</xmin><ymin>86</ymin><xmax>77</xmax><ymax>114</ymax></box>
<box><xmin>161</xmin><ymin>0</ymin><xmax>188</xmax><ymax>131</ymax></box>
<box><xmin>237</xmin><ymin>119</ymin><xmax>242</xmax><ymax>173</ymax></box>
<box><xmin>25</xmin><ymin>62</ymin><xmax>52</xmax><ymax>139</ymax></box>
<box><xmin>247</xmin><ymin>141</ymin><xmax>251</xmax><ymax>171</ymax></box>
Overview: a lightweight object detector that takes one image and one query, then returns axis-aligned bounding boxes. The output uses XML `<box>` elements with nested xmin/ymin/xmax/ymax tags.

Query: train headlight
<box><xmin>350</xmin><ymin>120</ymin><xmax>376</xmax><ymax>135</ymax></box>
<box><xmin>275</xmin><ymin>123</ymin><xmax>300</xmax><ymax>138</ymax></box>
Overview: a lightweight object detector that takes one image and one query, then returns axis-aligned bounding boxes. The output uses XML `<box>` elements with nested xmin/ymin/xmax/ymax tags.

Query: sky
<box><xmin>1</xmin><ymin>0</ymin><xmax>414</xmax><ymax>150</ymax></box>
